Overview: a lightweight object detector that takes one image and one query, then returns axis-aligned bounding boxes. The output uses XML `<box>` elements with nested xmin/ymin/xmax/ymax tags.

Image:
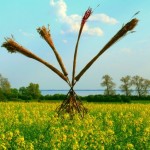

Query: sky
<box><xmin>0</xmin><ymin>0</ymin><xmax>150</xmax><ymax>90</ymax></box>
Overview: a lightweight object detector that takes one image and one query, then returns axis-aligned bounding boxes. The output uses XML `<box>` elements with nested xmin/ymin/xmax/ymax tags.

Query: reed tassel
<box><xmin>72</xmin><ymin>8</ymin><xmax>92</xmax><ymax>86</ymax></box>
<box><xmin>37</xmin><ymin>26</ymin><xmax>68</xmax><ymax>76</ymax></box>
<box><xmin>1</xmin><ymin>38</ymin><xmax>68</xmax><ymax>82</ymax></box>
<box><xmin>75</xmin><ymin>18</ymin><xmax>138</xmax><ymax>82</ymax></box>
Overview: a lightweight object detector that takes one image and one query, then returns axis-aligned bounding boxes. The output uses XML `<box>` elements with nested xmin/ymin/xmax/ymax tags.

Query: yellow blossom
<box><xmin>6</xmin><ymin>131</ymin><xmax>13</xmax><ymax>141</ymax></box>
<box><xmin>15</xmin><ymin>136</ymin><xmax>25</xmax><ymax>146</ymax></box>
<box><xmin>0</xmin><ymin>134</ymin><xmax>5</xmax><ymax>140</ymax></box>
<box><xmin>126</xmin><ymin>143</ymin><xmax>134</xmax><ymax>150</ymax></box>
<box><xmin>14</xmin><ymin>129</ymin><xmax>20</xmax><ymax>136</ymax></box>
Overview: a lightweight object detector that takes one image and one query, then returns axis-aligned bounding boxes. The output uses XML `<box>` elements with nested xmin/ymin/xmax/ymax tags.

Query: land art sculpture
<box><xmin>2</xmin><ymin>8</ymin><xmax>138</xmax><ymax>118</ymax></box>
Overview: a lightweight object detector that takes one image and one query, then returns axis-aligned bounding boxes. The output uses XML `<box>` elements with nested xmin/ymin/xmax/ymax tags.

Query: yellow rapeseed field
<box><xmin>0</xmin><ymin>102</ymin><xmax>150</xmax><ymax>150</ymax></box>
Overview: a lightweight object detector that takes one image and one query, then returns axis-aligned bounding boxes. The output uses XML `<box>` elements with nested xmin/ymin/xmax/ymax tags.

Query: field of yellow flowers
<box><xmin>0</xmin><ymin>102</ymin><xmax>150</xmax><ymax>150</ymax></box>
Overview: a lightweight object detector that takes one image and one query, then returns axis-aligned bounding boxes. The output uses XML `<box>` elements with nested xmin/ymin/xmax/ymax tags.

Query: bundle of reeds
<box><xmin>75</xmin><ymin>18</ymin><xmax>138</xmax><ymax>82</ymax></box>
<box><xmin>56</xmin><ymin>88</ymin><xmax>88</xmax><ymax>118</ymax></box>
<box><xmin>37</xmin><ymin>26</ymin><xmax>68</xmax><ymax>77</ymax></box>
<box><xmin>1</xmin><ymin>38</ymin><xmax>68</xmax><ymax>82</ymax></box>
<box><xmin>72</xmin><ymin>8</ymin><xmax>92</xmax><ymax>86</ymax></box>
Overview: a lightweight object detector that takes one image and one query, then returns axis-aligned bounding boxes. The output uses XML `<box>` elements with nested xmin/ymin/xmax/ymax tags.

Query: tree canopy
<box><xmin>101</xmin><ymin>74</ymin><xmax>116</xmax><ymax>96</ymax></box>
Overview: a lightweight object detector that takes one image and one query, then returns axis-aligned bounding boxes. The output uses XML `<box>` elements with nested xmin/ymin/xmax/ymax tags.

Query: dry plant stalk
<box><xmin>75</xmin><ymin>18</ymin><xmax>138</xmax><ymax>82</ymax></box>
<box><xmin>72</xmin><ymin>8</ymin><xmax>92</xmax><ymax>86</ymax></box>
<box><xmin>1</xmin><ymin>38</ymin><xmax>68</xmax><ymax>82</ymax></box>
<box><xmin>56</xmin><ymin>88</ymin><xmax>88</xmax><ymax>118</ymax></box>
<box><xmin>37</xmin><ymin>26</ymin><xmax>68</xmax><ymax>76</ymax></box>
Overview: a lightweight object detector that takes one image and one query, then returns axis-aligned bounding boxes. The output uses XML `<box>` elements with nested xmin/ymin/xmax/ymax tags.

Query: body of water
<box><xmin>41</xmin><ymin>89</ymin><xmax>123</xmax><ymax>96</ymax></box>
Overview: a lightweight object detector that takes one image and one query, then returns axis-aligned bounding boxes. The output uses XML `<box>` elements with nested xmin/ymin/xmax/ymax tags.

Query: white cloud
<box><xmin>83</xmin><ymin>26</ymin><xmax>103</xmax><ymax>36</ymax></box>
<box><xmin>62</xmin><ymin>39</ymin><xmax>67</xmax><ymax>43</ymax></box>
<box><xmin>121</xmin><ymin>48</ymin><xmax>132</xmax><ymax>55</ymax></box>
<box><xmin>19</xmin><ymin>29</ymin><xmax>35</xmax><ymax>39</ymax></box>
<box><xmin>90</xmin><ymin>14</ymin><xmax>118</xmax><ymax>25</ymax></box>
<box><xmin>50</xmin><ymin>0</ymin><xmax>67</xmax><ymax>18</ymax></box>
<box><xmin>50</xmin><ymin>0</ymin><xmax>118</xmax><ymax>36</ymax></box>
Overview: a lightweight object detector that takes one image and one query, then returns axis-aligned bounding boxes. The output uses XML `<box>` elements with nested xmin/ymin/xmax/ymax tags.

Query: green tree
<box><xmin>132</xmin><ymin>75</ymin><xmax>150</xmax><ymax>97</ymax></box>
<box><xmin>101</xmin><ymin>75</ymin><xmax>116</xmax><ymax>95</ymax></box>
<box><xmin>10</xmin><ymin>88</ymin><xmax>19</xmax><ymax>99</ymax></box>
<box><xmin>0</xmin><ymin>90</ymin><xmax>6</xmax><ymax>101</ymax></box>
<box><xmin>27</xmin><ymin>83</ymin><xmax>41</xmax><ymax>99</ymax></box>
<box><xmin>19</xmin><ymin>86</ymin><xmax>28</xmax><ymax>100</ymax></box>
<box><xmin>120</xmin><ymin>75</ymin><xmax>132</xmax><ymax>96</ymax></box>
<box><xmin>19</xmin><ymin>87</ymin><xmax>27</xmax><ymax>95</ymax></box>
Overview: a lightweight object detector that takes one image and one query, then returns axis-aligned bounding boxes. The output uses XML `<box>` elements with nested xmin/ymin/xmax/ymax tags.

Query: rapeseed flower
<box><xmin>126</xmin><ymin>143</ymin><xmax>134</xmax><ymax>150</ymax></box>
<box><xmin>6</xmin><ymin>131</ymin><xmax>13</xmax><ymax>141</ymax></box>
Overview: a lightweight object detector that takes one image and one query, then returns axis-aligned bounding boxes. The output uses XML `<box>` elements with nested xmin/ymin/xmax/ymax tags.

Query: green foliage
<box><xmin>9</xmin><ymin>88</ymin><xmax>19</xmax><ymax>99</ymax></box>
<box><xmin>42</xmin><ymin>94</ymin><xmax>67</xmax><ymax>100</ymax></box>
<box><xmin>0</xmin><ymin>89</ymin><xmax>6</xmax><ymax>101</ymax></box>
<box><xmin>27</xmin><ymin>83</ymin><xmax>41</xmax><ymax>99</ymax></box>
<box><xmin>18</xmin><ymin>87</ymin><xmax>30</xmax><ymax>100</ymax></box>
<box><xmin>85</xmin><ymin>95</ymin><xmax>131</xmax><ymax>103</ymax></box>
<box><xmin>18</xmin><ymin>83</ymin><xmax>41</xmax><ymax>100</ymax></box>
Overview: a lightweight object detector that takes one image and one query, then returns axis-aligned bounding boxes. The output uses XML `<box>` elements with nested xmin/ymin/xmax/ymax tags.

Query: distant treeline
<box><xmin>1</xmin><ymin>73</ymin><xmax>150</xmax><ymax>103</ymax></box>
<box><xmin>83</xmin><ymin>95</ymin><xmax>150</xmax><ymax>103</ymax></box>
<box><xmin>2</xmin><ymin>90</ymin><xmax>150</xmax><ymax>103</ymax></box>
<box><xmin>39</xmin><ymin>94</ymin><xmax>150</xmax><ymax>103</ymax></box>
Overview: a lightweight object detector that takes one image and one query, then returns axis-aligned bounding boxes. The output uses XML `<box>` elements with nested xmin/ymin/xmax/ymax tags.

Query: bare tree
<box><xmin>0</xmin><ymin>74</ymin><xmax>11</xmax><ymax>94</ymax></box>
<box><xmin>142</xmin><ymin>79</ymin><xmax>150</xmax><ymax>95</ymax></box>
<box><xmin>132</xmin><ymin>75</ymin><xmax>150</xmax><ymax>97</ymax></box>
<box><xmin>101</xmin><ymin>75</ymin><xmax>116</xmax><ymax>95</ymax></box>
<box><xmin>120</xmin><ymin>75</ymin><xmax>132</xmax><ymax>96</ymax></box>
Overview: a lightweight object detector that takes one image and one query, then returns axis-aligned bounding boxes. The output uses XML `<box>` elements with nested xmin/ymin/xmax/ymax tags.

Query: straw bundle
<box><xmin>1</xmin><ymin>38</ymin><xmax>68</xmax><ymax>82</ymax></box>
<box><xmin>75</xmin><ymin>18</ymin><xmax>138</xmax><ymax>82</ymax></box>
<box><xmin>56</xmin><ymin>88</ymin><xmax>88</xmax><ymax>118</ymax></box>
<box><xmin>72</xmin><ymin>8</ymin><xmax>92</xmax><ymax>86</ymax></box>
<box><xmin>37</xmin><ymin>26</ymin><xmax>68</xmax><ymax>76</ymax></box>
